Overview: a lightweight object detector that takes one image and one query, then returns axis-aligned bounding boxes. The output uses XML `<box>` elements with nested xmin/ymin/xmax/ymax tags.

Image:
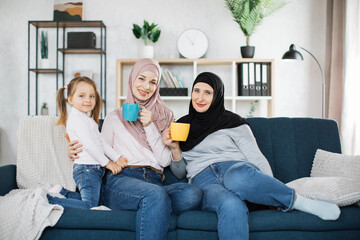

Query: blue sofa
<box><xmin>1</xmin><ymin>117</ymin><xmax>360</xmax><ymax>239</ymax></box>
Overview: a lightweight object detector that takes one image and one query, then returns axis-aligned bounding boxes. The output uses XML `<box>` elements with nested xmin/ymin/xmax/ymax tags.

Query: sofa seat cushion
<box><xmin>177</xmin><ymin>207</ymin><xmax>360</xmax><ymax>232</ymax></box>
<box><xmin>53</xmin><ymin>209</ymin><xmax>177</xmax><ymax>231</ymax></box>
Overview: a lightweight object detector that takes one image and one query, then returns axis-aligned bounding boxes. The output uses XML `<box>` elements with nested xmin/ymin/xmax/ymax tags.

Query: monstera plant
<box><xmin>225</xmin><ymin>0</ymin><xmax>287</xmax><ymax>58</ymax></box>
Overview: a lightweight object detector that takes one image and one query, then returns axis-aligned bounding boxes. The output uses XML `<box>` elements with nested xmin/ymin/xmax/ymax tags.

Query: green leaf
<box><xmin>132</xmin><ymin>24</ymin><xmax>142</xmax><ymax>39</ymax></box>
<box><xmin>149</xmin><ymin>29</ymin><xmax>161</xmax><ymax>43</ymax></box>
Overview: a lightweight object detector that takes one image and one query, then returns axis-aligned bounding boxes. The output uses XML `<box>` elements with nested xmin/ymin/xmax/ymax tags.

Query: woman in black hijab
<box><xmin>162</xmin><ymin>72</ymin><xmax>340</xmax><ymax>240</ymax></box>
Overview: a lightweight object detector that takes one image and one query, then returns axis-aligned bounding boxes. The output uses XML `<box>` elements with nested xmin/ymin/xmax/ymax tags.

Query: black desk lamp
<box><xmin>282</xmin><ymin>44</ymin><xmax>325</xmax><ymax>118</ymax></box>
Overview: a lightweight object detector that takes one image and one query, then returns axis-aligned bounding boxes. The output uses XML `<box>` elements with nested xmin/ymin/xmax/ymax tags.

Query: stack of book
<box><xmin>237</xmin><ymin>63</ymin><xmax>270</xmax><ymax>96</ymax></box>
<box><xmin>160</xmin><ymin>68</ymin><xmax>187</xmax><ymax>96</ymax></box>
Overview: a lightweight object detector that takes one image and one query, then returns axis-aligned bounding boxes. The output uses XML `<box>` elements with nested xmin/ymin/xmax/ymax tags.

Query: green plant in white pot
<box><xmin>132</xmin><ymin>20</ymin><xmax>161</xmax><ymax>58</ymax></box>
<box><xmin>225</xmin><ymin>0</ymin><xmax>287</xmax><ymax>58</ymax></box>
<box><xmin>40</xmin><ymin>30</ymin><xmax>50</xmax><ymax>68</ymax></box>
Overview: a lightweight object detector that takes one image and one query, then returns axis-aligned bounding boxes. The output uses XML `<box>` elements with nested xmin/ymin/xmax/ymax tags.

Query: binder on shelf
<box><xmin>248</xmin><ymin>63</ymin><xmax>255</xmax><ymax>96</ymax></box>
<box><xmin>237</xmin><ymin>63</ymin><xmax>249</xmax><ymax>96</ymax></box>
<box><xmin>255</xmin><ymin>63</ymin><xmax>262</xmax><ymax>96</ymax></box>
<box><xmin>261</xmin><ymin>64</ymin><xmax>269</xmax><ymax>96</ymax></box>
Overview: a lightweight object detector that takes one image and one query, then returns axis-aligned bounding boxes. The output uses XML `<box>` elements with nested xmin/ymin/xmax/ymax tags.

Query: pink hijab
<box><xmin>116</xmin><ymin>58</ymin><xmax>174</xmax><ymax>150</ymax></box>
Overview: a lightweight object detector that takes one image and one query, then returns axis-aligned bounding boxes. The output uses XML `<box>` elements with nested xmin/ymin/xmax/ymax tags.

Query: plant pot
<box><xmin>40</xmin><ymin>59</ymin><xmax>50</xmax><ymax>69</ymax></box>
<box><xmin>241</xmin><ymin>46</ymin><xmax>255</xmax><ymax>58</ymax></box>
<box><xmin>139</xmin><ymin>45</ymin><xmax>154</xmax><ymax>58</ymax></box>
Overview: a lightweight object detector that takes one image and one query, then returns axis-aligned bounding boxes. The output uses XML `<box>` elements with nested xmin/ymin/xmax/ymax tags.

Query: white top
<box><xmin>100</xmin><ymin>110</ymin><xmax>172</xmax><ymax>171</ymax></box>
<box><xmin>67</xmin><ymin>108</ymin><xmax>121</xmax><ymax>166</ymax></box>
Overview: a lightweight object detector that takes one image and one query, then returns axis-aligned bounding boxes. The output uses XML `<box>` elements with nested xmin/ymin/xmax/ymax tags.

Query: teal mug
<box><xmin>122</xmin><ymin>103</ymin><xmax>142</xmax><ymax>121</ymax></box>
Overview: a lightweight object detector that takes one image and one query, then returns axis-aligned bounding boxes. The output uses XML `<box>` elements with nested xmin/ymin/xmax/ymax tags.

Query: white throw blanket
<box><xmin>0</xmin><ymin>188</ymin><xmax>64</xmax><ymax>240</ymax></box>
<box><xmin>1</xmin><ymin>116</ymin><xmax>77</xmax><ymax>239</ymax></box>
<box><xmin>16</xmin><ymin>116</ymin><xmax>75</xmax><ymax>190</ymax></box>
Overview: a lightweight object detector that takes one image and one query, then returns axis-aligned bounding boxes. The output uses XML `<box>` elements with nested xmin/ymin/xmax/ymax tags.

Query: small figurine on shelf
<box><xmin>41</xmin><ymin>102</ymin><xmax>49</xmax><ymax>115</ymax></box>
<box><xmin>40</xmin><ymin>31</ymin><xmax>50</xmax><ymax>69</ymax></box>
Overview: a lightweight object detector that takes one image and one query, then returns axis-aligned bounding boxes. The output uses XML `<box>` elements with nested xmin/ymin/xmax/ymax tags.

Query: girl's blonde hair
<box><xmin>56</xmin><ymin>76</ymin><xmax>102</xmax><ymax>127</ymax></box>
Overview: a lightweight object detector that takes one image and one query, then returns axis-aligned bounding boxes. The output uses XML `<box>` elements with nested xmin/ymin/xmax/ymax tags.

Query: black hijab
<box><xmin>178</xmin><ymin>72</ymin><xmax>248</xmax><ymax>151</ymax></box>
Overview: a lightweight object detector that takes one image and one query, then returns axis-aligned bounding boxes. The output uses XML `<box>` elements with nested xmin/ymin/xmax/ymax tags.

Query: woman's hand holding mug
<box><xmin>162</xmin><ymin>127</ymin><xmax>182</xmax><ymax>161</ymax></box>
<box><xmin>139</xmin><ymin>105</ymin><xmax>152</xmax><ymax>127</ymax></box>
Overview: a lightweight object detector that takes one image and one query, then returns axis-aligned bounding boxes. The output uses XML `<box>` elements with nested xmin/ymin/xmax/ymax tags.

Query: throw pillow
<box><xmin>286</xmin><ymin>176</ymin><xmax>360</xmax><ymax>207</ymax></box>
<box><xmin>311</xmin><ymin>149</ymin><xmax>360</xmax><ymax>179</ymax></box>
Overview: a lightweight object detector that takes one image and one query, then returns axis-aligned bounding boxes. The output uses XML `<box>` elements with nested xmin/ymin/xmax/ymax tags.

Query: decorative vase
<box><xmin>139</xmin><ymin>45</ymin><xmax>154</xmax><ymax>58</ymax></box>
<box><xmin>241</xmin><ymin>46</ymin><xmax>255</xmax><ymax>58</ymax></box>
<box><xmin>41</xmin><ymin>102</ymin><xmax>49</xmax><ymax>115</ymax></box>
<box><xmin>40</xmin><ymin>59</ymin><xmax>50</xmax><ymax>69</ymax></box>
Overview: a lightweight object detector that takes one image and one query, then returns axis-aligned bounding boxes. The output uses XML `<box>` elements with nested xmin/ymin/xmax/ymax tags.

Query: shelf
<box><xmin>28</xmin><ymin>20</ymin><xmax>107</xmax><ymax>116</ymax></box>
<box><xmin>58</xmin><ymin>48</ymin><xmax>105</xmax><ymax>54</ymax></box>
<box><xmin>29</xmin><ymin>21</ymin><xmax>105</xmax><ymax>28</ymax></box>
<box><xmin>116</xmin><ymin>58</ymin><xmax>274</xmax><ymax>117</ymax></box>
<box><xmin>235</xmin><ymin>96</ymin><xmax>272</xmax><ymax>100</ymax></box>
<box><xmin>116</xmin><ymin>58</ymin><xmax>273</xmax><ymax>65</ymax></box>
<box><xmin>29</xmin><ymin>69</ymin><xmax>64</xmax><ymax>73</ymax></box>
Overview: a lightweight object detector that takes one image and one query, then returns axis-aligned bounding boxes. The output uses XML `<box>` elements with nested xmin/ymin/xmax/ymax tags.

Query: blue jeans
<box><xmin>47</xmin><ymin>164</ymin><xmax>105</xmax><ymax>209</ymax></box>
<box><xmin>103</xmin><ymin>166</ymin><xmax>202</xmax><ymax>240</ymax></box>
<box><xmin>192</xmin><ymin>161</ymin><xmax>294</xmax><ymax>240</ymax></box>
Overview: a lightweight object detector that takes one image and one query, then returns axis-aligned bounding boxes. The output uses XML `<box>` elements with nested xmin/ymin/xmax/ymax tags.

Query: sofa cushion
<box><xmin>246</xmin><ymin>118</ymin><xmax>341</xmax><ymax>183</ymax></box>
<box><xmin>286</xmin><ymin>177</ymin><xmax>360</xmax><ymax>206</ymax></box>
<box><xmin>311</xmin><ymin>149</ymin><xmax>360</xmax><ymax>178</ymax></box>
<box><xmin>286</xmin><ymin>149</ymin><xmax>360</xmax><ymax>206</ymax></box>
<box><xmin>177</xmin><ymin>207</ymin><xmax>360</xmax><ymax>232</ymax></box>
<box><xmin>53</xmin><ymin>209</ymin><xmax>177</xmax><ymax>231</ymax></box>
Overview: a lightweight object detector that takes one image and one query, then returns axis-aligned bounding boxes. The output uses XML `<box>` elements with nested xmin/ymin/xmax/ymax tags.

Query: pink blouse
<box><xmin>101</xmin><ymin>110</ymin><xmax>172</xmax><ymax>171</ymax></box>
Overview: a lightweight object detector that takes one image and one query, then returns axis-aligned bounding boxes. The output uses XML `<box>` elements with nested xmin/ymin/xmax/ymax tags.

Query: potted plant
<box><xmin>225</xmin><ymin>0</ymin><xmax>287</xmax><ymax>58</ymax></box>
<box><xmin>40</xmin><ymin>30</ymin><xmax>49</xmax><ymax>68</ymax></box>
<box><xmin>132</xmin><ymin>20</ymin><xmax>161</xmax><ymax>58</ymax></box>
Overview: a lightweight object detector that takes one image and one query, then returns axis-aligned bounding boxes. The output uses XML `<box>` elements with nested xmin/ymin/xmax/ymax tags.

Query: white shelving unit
<box><xmin>116</xmin><ymin>58</ymin><xmax>274</xmax><ymax>118</ymax></box>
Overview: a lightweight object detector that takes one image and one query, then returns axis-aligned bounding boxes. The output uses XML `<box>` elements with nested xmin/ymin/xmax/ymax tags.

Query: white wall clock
<box><xmin>177</xmin><ymin>28</ymin><xmax>208</xmax><ymax>59</ymax></box>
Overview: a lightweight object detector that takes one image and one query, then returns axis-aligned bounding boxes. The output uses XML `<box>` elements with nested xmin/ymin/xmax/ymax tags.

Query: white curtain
<box><xmin>341</xmin><ymin>0</ymin><xmax>360</xmax><ymax>155</ymax></box>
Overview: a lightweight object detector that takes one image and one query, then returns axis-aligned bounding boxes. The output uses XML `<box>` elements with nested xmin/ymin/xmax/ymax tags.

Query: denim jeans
<box><xmin>192</xmin><ymin>161</ymin><xmax>294</xmax><ymax>240</ymax></box>
<box><xmin>103</xmin><ymin>166</ymin><xmax>202</xmax><ymax>240</ymax></box>
<box><xmin>47</xmin><ymin>164</ymin><xmax>105</xmax><ymax>209</ymax></box>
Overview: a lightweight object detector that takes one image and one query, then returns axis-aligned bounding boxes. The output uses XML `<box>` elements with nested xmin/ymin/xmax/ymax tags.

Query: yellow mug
<box><xmin>170</xmin><ymin>122</ymin><xmax>190</xmax><ymax>141</ymax></box>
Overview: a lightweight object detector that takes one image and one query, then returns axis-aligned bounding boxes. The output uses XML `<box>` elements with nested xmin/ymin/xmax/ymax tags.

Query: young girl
<box><xmin>48</xmin><ymin>76</ymin><xmax>128</xmax><ymax>209</ymax></box>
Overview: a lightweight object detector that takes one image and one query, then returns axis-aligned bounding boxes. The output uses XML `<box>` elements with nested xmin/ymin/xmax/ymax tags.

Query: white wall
<box><xmin>0</xmin><ymin>0</ymin><xmax>327</xmax><ymax>166</ymax></box>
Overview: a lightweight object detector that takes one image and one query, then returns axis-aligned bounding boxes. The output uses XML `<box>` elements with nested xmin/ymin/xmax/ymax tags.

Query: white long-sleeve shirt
<box><xmin>67</xmin><ymin>108</ymin><xmax>121</xmax><ymax>166</ymax></box>
<box><xmin>100</xmin><ymin>110</ymin><xmax>172</xmax><ymax>171</ymax></box>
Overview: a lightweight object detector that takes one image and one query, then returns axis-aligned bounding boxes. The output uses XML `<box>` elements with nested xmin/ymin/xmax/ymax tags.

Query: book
<box><xmin>261</xmin><ymin>64</ymin><xmax>268</xmax><ymax>96</ymax></box>
<box><xmin>161</xmin><ymin>68</ymin><xmax>171</xmax><ymax>88</ymax></box>
<box><xmin>238</xmin><ymin>63</ymin><xmax>249</xmax><ymax>96</ymax></box>
<box><xmin>255</xmin><ymin>63</ymin><xmax>262</xmax><ymax>96</ymax></box>
<box><xmin>164</xmin><ymin>69</ymin><xmax>176</xmax><ymax>88</ymax></box>
<box><xmin>249</xmin><ymin>63</ymin><xmax>255</xmax><ymax>96</ymax></box>
<box><xmin>168</xmin><ymin>70</ymin><xmax>181</xmax><ymax>88</ymax></box>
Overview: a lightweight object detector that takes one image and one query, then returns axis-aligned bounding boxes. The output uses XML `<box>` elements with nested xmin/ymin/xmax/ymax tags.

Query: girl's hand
<box><xmin>116</xmin><ymin>156</ymin><xmax>128</xmax><ymax>168</ymax></box>
<box><xmin>138</xmin><ymin>105</ymin><xmax>152</xmax><ymax>127</ymax></box>
<box><xmin>67</xmin><ymin>136</ymin><xmax>82</xmax><ymax>160</ymax></box>
<box><xmin>105</xmin><ymin>161</ymin><xmax>123</xmax><ymax>175</ymax></box>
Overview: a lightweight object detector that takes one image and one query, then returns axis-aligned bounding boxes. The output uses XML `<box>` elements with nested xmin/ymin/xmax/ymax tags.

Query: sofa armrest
<box><xmin>0</xmin><ymin>164</ymin><xmax>18</xmax><ymax>196</ymax></box>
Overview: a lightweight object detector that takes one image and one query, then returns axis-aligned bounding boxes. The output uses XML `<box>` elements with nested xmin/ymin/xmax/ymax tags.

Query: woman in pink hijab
<box><xmin>68</xmin><ymin>59</ymin><xmax>202</xmax><ymax>240</ymax></box>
